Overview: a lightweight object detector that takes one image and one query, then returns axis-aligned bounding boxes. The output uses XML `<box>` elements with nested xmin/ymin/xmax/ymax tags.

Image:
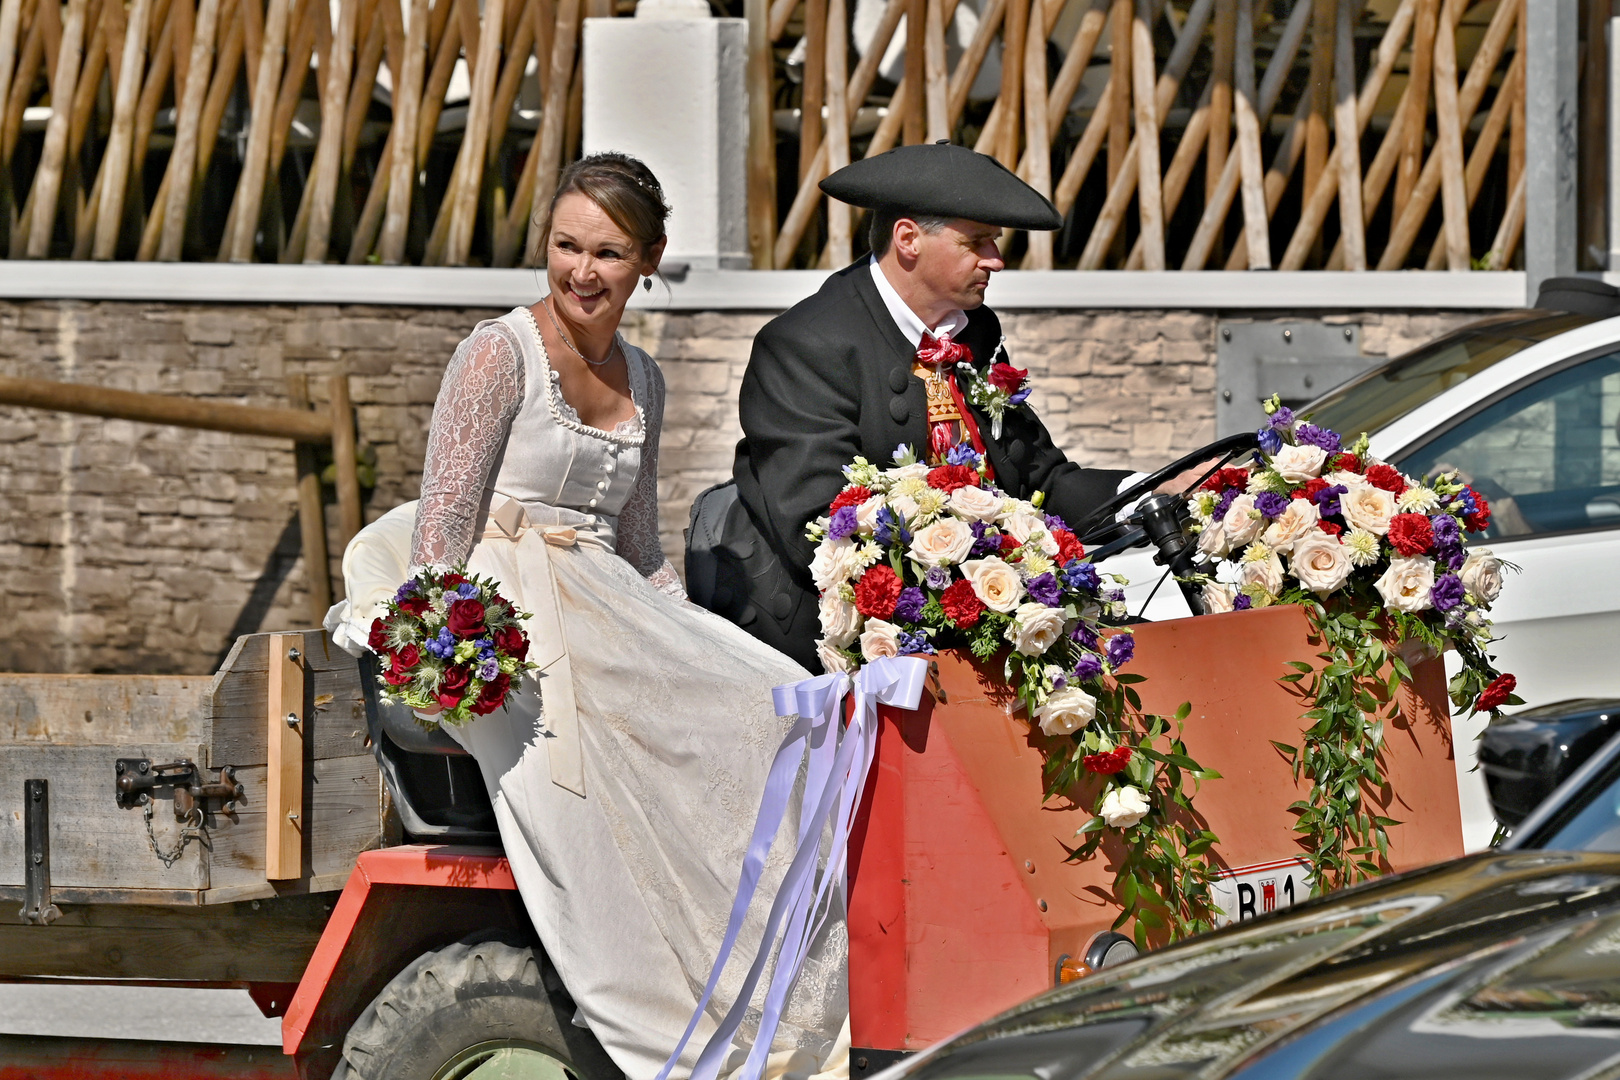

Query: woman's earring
<box><xmin>642</xmin><ymin>276</ymin><xmax>652</xmax><ymax>292</ymax></box>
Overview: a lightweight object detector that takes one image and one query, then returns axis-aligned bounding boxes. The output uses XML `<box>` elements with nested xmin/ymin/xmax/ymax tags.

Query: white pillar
<box><xmin>1609</xmin><ymin>16</ymin><xmax>1620</xmax><ymax>271</ymax></box>
<box><xmin>582</xmin><ymin>5</ymin><xmax>751</xmax><ymax>271</ymax></box>
<box><xmin>1525</xmin><ymin>0</ymin><xmax>1579</xmax><ymax>303</ymax></box>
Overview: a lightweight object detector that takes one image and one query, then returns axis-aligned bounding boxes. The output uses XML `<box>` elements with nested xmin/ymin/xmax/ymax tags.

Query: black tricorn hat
<box><xmin>819</xmin><ymin>142</ymin><xmax>1063</xmax><ymax>231</ymax></box>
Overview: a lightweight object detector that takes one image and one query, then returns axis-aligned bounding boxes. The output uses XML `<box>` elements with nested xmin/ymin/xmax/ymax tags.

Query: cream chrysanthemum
<box><xmin>1239</xmin><ymin>540</ymin><xmax>1274</xmax><ymax>563</ymax></box>
<box><xmin>893</xmin><ymin>476</ymin><xmax>929</xmax><ymax>500</ymax></box>
<box><xmin>854</xmin><ymin>541</ymin><xmax>883</xmax><ymax>572</ymax></box>
<box><xmin>1397</xmin><ymin>486</ymin><xmax>1439</xmax><ymax>512</ymax></box>
<box><xmin>1343</xmin><ymin>528</ymin><xmax>1381</xmax><ymax>566</ymax></box>
<box><xmin>914</xmin><ymin>488</ymin><xmax>947</xmax><ymax>519</ymax></box>
<box><xmin>1021</xmin><ymin>550</ymin><xmax>1054</xmax><ymax>576</ymax></box>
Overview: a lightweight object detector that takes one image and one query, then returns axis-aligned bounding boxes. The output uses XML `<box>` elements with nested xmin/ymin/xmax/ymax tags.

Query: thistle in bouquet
<box><xmin>368</xmin><ymin>565</ymin><xmax>538</xmax><ymax>727</ymax></box>
<box><xmin>807</xmin><ymin>443</ymin><xmax>1221</xmax><ymax>943</ymax></box>
<box><xmin>1189</xmin><ymin>395</ymin><xmax>1518</xmax><ymax>889</ymax></box>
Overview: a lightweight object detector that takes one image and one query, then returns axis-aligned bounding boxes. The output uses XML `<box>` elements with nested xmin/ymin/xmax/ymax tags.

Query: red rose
<box><xmin>1329</xmin><ymin>452</ymin><xmax>1362</xmax><ymax>473</ymax></box>
<box><xmin>939</xmin><ymin>579</ymin><xmax>986</xmax><ymax>628</ymax></box>
<box><xmin>1475</xmin><ymin>673</ymin><xmax>1517</xmax><ymax>713</ymax></box>
<box><xmin>398</xmin><ymin>595</ymin><xmax>430</xmax><ymax>617</ymax></box>
<box><xmin>1053</xmin><ymin>529</ymin><xmax>1085</xmax><ymax>566</ymax></box>
<box><xmin>368</xmin><ymin>618</ymin><xmax>390</xmax><ymax>653</ymax></box>
<box><xmin>384</xmin><ymin>643</ymin><xmax>421</xmax><ymax>686</ymax></box>
<box><xmin>926</xmin><ymin>464</ymin><xmax>979</xmax><ymax>494</ymax></box>
<box><xmin>470</xmin><ymin>672</ymin><xmax>513</xmax><ymax>716</ymax></box>
<box><xmin>830</xmin><ymin>485</ymin><xmax>872</xmax><ymax>513</ymax></box>
<box><xmin>1365</xmin><ymin>464</ymin><xmax>1408</xmax><ymax>496</ymax></box>
<box><xmin>1199</xmin><ymin>467</ymin><xmax>1250</xmax><ymax>493</ymax></box>
<box><xmin>437</xmin><ymin>664</ymin><xmax>472</xmax><ymax>708</ymax></box>
<box><xmin>441</xmin><ymin>572</ymin><xmax>469</xmax><ymax>589</ymax></box>
<box><xmin>1318</xmin><ymin>519</ymin><xmax>1345</xmax><ymax>537</ymax></box>
<box><xmin>446</xmin><ymin>598</ymin><xmax>487</xmax><ymax>638</ymax></box>
<box><xmin>986</xmin><ymin>362</ymin><xmax>1028</xmax><ymax>393</ymax></box>
<box><xmin>492</xmin><ymin>623</ymin><xmax>528</xmax><ymax>662</ymax></box>
<box><xmin>853</xmin><ymin>565</ymin><xmax>904</xmax><ymax>619</ymax></box>
<box><xmin>1463</xmin><ymin>488</ymin><xmax>1492</xmax><ymax>533</ymax></box>
<box><xmin>1386</xmin><ymin>513</ymin><xmax>1434</xmax><ymax>556</ymax></box>
<box><xmin>1082</xmin><ymin>748</ymin><xmax>1132</xmax><ymax>774</ymax></box>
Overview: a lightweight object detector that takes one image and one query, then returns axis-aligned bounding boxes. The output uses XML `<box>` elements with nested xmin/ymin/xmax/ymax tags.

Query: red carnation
<box><xmin>492</xmin><ymin>623</ymin><xmax>528</xmax><ymax>662</ymax></box>
<box><xmin>830</xmin><ymin>485</ymin><xmax>872</xmax><ymax>513</ymax></box>
<box><xmin>471</xmin><ymin>672</ymin><xmax>513</xmax><ymax>716</ymax></box>
<box><xmin>1318</xmin><ymin>519</ymin><xmax>1345</xmax><ymax>537</ymax></box>
<box><xmin>437</xmin><ymin>664</ymin><xmax>472</xmax><ymax>708</ymax></box>
<box><xmin>927</xmin><ymin>464</ymin><xmax>979</xmax><ymax>494</ymax></box>
<box><xmin>383</xmin><ymin>643</ymin><xmax>421</xmax><ymax>686</ymax></box>
<box><xmin>1463</xmin><ymin>488</ymin><xmax>1492</xmax><ymax>533</ymax></box>
<box><xmin>1475</xmin><ymin>673</ymin><xmax>1517</xmax><ymax>713</ymax></box>
<box><xmin>940</xmin><ymin>579</ymin><xmax>986</xmax><ymax>628</ymax></box>
<box><xmin>853</xmin><ymin>565</ymin><xmax>904</xmax><ymax>619</ymax></box>
<box><xmin>398</xmin><ymin>595</ymin><xmax>430</xmax><ymax>617</ymax></box>
<box><xmin>1053</xmin><ymin>529</ymin><xmax>1085</xmax><ymax>566</ymax></box>
<box><xmin>1387</xmin><ymin>513</ymin><xmax>1434</xmax><ymax>556</ymax></box>
<box><xmin>1365</xmin><ymin>464</ymin><xmax>1408</xmax><ymax>496</ymax></box>
<box><xmin>1329</xmin><ymin>452</ymin><xmax>1362</xmax><ymax>473</ymax></box>
<box><xmin>441</xmin><ymin>572</ymin><xmax>469</xmax><ymax>589</ymax></box>
<box><xmin>1304</xmin><ymin>478</ymin><xmax>1331</xmax><ymax>500</ymax></box>
<box><xmin>986</xmin><ymin>362</ymin><xmax>1028</xmax><ymax>393</ymax></box>
<box><xmin>1082</xmin><ymin>747</ymin><xmax>1133</xmax><ymax>774</ymax></box>
<box><xmin>1199</xmin><ymin>467</ymin><xmax>1250</xmax><ymax>493</ymax></box>
<box><xmin>998</xmin><ymin>532</ymin><xmax>1023</xmax><ymax>560</ymax></box>
<box><xmin>446</xmin><ymin>597</ymin><xmax>488</xmax><ymax>638</ymax></box>
<box><xmin>368</xmin><ymin>618</ymin><xmax>390</xmax><ymax>653</ymax></box>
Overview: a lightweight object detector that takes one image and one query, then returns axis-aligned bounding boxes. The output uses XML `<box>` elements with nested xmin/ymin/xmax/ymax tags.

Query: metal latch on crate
<box><xmin>21</xmin><ymin>778</ymin><xmax>61</xmax><ymax>926</ymax></box>
<box><xmin>114</xmin><ymin>758</ymin><xmax>244</xmax><ymax>818</ymax></box>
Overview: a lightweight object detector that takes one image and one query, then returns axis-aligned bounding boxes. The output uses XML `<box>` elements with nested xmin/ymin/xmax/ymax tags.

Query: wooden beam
<box><xmin>379</xmin><ymin>0</ymin><xmax>427</xmax><ymax>263</ymax></box>
<box><xmin>26</xmin><ymin>0</ymin><xmax>90</xmax><ymax>258</ymax></box>
<box><xmin>1395</xmin><ymin>0</ymin><xmax>1436</xmax><ymax>220</ymax></box>
<box><xmin>1333</xmin><ymin>0</ymin><xmax>1364</xmax><ymax>270</ymax></box>
<box><xmin>924</xmin><ymin>0</ymin><xmax>948</xmax><ymax>141</ymax></box>
<box><xmin>305</xmin><ymin>0</ymin><xmax>359</xmax><ymax>263</ymax></box>
<box><xmin>825</xmin><ymin>0</ymin><xmax>850</xmax><ymax>264</ymax></box>
<box><xmin>745</xmin><ymin>0</ymin><xmax>776</xmax><ymax>265</ymax></box>
<box><xmin>1231</xmin><ymin>0</ymin><xmax>1269</xmax><ymax>268</ymax></box>
<box><xmin>442</xmin><ymin>0</ymin><xmax>503</xmax><ymax>265</ymax></box>
<box><xmin>800</xmin><ymin>0</ymin><xmax>824</xmax><ymax>179</ymax></box>
<box><xmin>221</xmin><ymin>0</ymin><xmax>292</xmax><ymax>262</ymax></box>
<box><xmin>1305</xmin><ymin>0</ymin><xmax>1333</xmax><ymax>211</ymax></box>
<box><xmin>286</xmin><ymin>375</ymin><xmax>332</xmax><ymax>623</ymax></box>
<box><xmin>905</xmin><ymin>0</ymin><xmax>924</xmax><ymax>143</ymax></box>
<box><xmin>1023</xmin><ymin>0</ymin><xmax>1053</xmax><ymax>266</ymax></box>
<box><xmin>1206</xmin><ymin>0</ymin><xmax>1232</xmax><ymax>213</ymax></box>
<box><xmin>265</xmin><ymin>633</ymin><xmax>305</xmax><ymax>882</ymax></box>
<box><xmin>0</xmin><ymin>374</ymin><xmax>335</xmax><ymax>441</ymax></box>
<box><xmin>998</xmin><ymin>0</ymin><xmax>1026</xmax><ymax>168</ymax></box>
<box><xmin>329</xmin><ymin>372</ymin><xmax>363</xmax><ymax>552</ymax></box>
<box><xmin>1127</xmin><ymin>0</ymin><xmax>1161</xmax><ymax>268</ymax></box>
<box><xmin>1430</xmin><ymin>0</ymin><xmax>1468</xmax><ymax>270</ymax></box>
<box><xmin>1105</xmin><ymin>0</ymin><xmax>1127</xmax><ymax>185</ymax></box>
<box><xmin>155</xmin><ymin>0</ymin><xmax>221</xmax><ymax>260</ymax></box>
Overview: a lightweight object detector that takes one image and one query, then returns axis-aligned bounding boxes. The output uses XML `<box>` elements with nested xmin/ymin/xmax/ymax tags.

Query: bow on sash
<box><xmin>485</xmin><ymin>496</ymin><xmax>587</xmax><ymax>797</ymax></box>
<box><xmin>657</xmin><ymin>656</ymin><xmax>930</xmax><ymax>1080</ymax></box>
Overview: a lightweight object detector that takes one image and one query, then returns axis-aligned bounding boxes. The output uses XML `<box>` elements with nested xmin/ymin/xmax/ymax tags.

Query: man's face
<box><xmin>910</xmin><ymin>219</ymin><xmax>1006</xmax><ymax>310</ymax></box>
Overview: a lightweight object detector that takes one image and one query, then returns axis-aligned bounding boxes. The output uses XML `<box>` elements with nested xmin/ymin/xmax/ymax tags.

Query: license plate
<box><xmin>1210</xmin><ymin>858</ymin><xmax>1313</xmax><ymax>927</ymax></box>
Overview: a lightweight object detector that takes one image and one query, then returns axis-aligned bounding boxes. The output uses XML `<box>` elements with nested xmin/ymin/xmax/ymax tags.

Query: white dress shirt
<box><xmin>869</xmin><ymin>255</ymin><xmax>969</xmax><ymax>349</ymax></box>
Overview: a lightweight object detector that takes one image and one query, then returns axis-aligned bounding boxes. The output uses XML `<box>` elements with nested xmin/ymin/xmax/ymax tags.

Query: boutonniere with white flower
<box><xmin>955</xmin><ymin>339</ymin><xmax>1031</xmax><ymax>439</ymax></box>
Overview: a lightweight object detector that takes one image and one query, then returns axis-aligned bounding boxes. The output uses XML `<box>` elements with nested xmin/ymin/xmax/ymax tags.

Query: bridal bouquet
<box><xmin>809</xmin><ymin>444</ymin><xmax>1223</xmax><ymax>942</ymax></box>
<box><xmin>368</xmin><ymin>565</ymin><xmax>537</xmax><ymax>726</ymax></box>
<box><xmin>1189</xmin><ymin>396</ymin><xmax>1516</xmax><ymax>888</ymax></box>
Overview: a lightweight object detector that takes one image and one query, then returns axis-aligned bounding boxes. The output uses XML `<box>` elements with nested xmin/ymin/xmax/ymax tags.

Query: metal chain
<box><xmin>142</xmin><ymin>800</ymin><xmax>211</xmax><ymax>869</ymax></box>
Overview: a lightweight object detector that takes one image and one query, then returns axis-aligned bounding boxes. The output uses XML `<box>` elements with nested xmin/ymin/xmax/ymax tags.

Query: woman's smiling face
<box><xmin>545</xmin><ymin>192</ymin><xmax>663</xmax><ymax>332</ymax></box>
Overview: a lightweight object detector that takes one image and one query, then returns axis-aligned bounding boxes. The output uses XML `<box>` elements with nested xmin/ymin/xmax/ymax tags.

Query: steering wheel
<box><xmin>1073</xmin><ymin>431</ymin><xmax>1261</xmax><ymax>545</ymax></box>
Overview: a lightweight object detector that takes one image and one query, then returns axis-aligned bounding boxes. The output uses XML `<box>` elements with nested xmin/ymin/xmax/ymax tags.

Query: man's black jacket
<box><xmin>722</xmin><ymin>261</ymin><xmax>1131</xmax><ymax>671</ymax></box>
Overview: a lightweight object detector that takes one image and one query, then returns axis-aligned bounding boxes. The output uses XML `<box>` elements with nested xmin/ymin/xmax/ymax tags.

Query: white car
<box><xmin>1104</xmin><ymin>305</ymin><xmax>1620</xmax><ymax>851</ymax></box>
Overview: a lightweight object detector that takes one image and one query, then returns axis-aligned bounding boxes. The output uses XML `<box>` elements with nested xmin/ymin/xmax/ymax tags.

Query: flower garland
<box><xmin>809</xmin><ymin>444</ymin><xmax>1222</xmax><ymax>942</ymax></box>
<box><xmin>1190</xmin><ymin>397</ymin><xmax>1516</xmax><ymax>892</ymax></box>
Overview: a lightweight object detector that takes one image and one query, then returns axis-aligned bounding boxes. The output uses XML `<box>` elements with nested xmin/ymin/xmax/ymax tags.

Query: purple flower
<box><xmin>945</xmin><ymin>443</ymin><xmax>982</xmax><ymax>468</ymax></box>
<box><xmin>1440</xmin><ymin>547</ymin><xmax>1466</xmax><ymax>572</ymax></box>
<box><xmin>1073</xmin><ymin>653</ymin><xmax>1103</xmax><ymax>681</ymax></box>
<box><xmin>1431</xmin><ymin>573</ymin><xmax>1467</xmax><ymax>612</ymax></box>
<box><xmin>893</xmin><ymin>586</ymin><xmax>926</xmax><ymax>623</ymax></box>
<box><xmin>924</xmin><ymin>565</ymin><xmax>951</xmax><ymax>591</ymax></box>
<box><xmin>1106</xmin><ymin>633</ymin><xmax>1135</xmax><ymax>669</ymax></box>
<box><xmin>1214</xmin><ymin>488</ymin><xmax>1239</xmax><ymax>519</ymax></box>
<box><xmin>1312</xmin><ymin>483</ymin><xmax>1349</xmax><ymax>518</ymax></box>
<box><xmin>873</xmin><ymin>507</ymin><xmax>910</xmax><ymax>547</ymax></box>
<box><xmin>1233</xmin><ymin>593</ymin><xmax>1253</xmax><ymax>611</ymax></box>
<box><xmin>1254</xmin><ymin>492</ymin><xmax>1290</xmax><ymax>518</ymax></box>
<box><xmin>1009</xmin><ymin>387</ymin><xmax>1033</xmax><ymax>405</ymax></box>
<box><xmin>457</xmin><ymin>582</ymin><xmax>481</xmax><ymax>599</ymax></box>
<box><xmin>1457</xmin><ymin>489</ymin><xmax>1479</xmax><ymax>516</ymax></box>
<box><xmin>1269</xmin><ymin>406</ymin><xmax>1296</xmax><ymax>430</ymax></box>
<box><xmin>475</xmin><ymin>636</ymin><xmax>496</xmax><ymax>659</ymax></box>
<box><xmin>1063</xmin><ymin>562</ymin><xmax>1101</xmax><ymax>592</ymax></box>
<box><xmin>1050</xmin><ymin>672</ymin><xmax>1068</xmax><ymax>690</ymax></box>
<box><xmin>1257</xmin><ymin>427</ymin><xmax>1283</xmax><ymax>456</ymax></box>
<box><xmin>897</xmin><ymin>629</ymin><xmax>936</xmax><ymax>655</ymax></box>
<box><xmin>1026</xmin><ymin>572</ymin><xmax>1061</xmax><ymax>606</ymax></box>
<box><xmin>1431</xmin><ymin>514</ymin><xmax>1461</xmax><ymax>548</ymax></box>
<box><xmin>1294</xmin><ymin>423</ymin><xmax>1341</xmax><ymax>453</ymax></box>
<box><xmin>968</xmin><ymin>521</ymin><xmax>1001</xmax><ymax>557</ymax></box>
<box><xmin>476</xmin><ymin>657</ymin><xmax>500</xmax><ymax>681</ymax></box>
<box><xmin>828</xmin><ymin>505</ymin><xmax>858</xmax><ymax>540</ymax></box>
<box><xmin>395</xmin><ymin>580</ymin><xmax>419</xmax><ymax>602</ymax></box>
<box><xmin>1044</xmin><ymin>513</ymin><xmax>1070</xmax><ymax>533</ymax></box>
<box><xmin>1070</xmin><ymin>623</ymin><xmax>1100</xmax><ymax>650</ymax></box>
<box><xmin>892</xmin><ymin>443</ymin><xmax>911</xmax><ymax>464</ymax></box>
<box><xmin>426</xmin><ymin>627</ymin><xmax>457</xmax><ymax>659</ymax></box>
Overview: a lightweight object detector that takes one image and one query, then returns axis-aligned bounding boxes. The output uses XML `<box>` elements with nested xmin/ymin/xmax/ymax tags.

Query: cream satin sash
<box><xmin>482</xmin><ymin>494</ymin><xmax>599</xmax><ymax>797</ymax></box>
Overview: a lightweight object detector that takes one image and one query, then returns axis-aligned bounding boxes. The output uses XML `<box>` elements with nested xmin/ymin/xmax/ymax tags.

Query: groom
<box><xmin>712</xmin><ymin>142</ymin><xmax>1134</xmax><ymax>673</ymax></box>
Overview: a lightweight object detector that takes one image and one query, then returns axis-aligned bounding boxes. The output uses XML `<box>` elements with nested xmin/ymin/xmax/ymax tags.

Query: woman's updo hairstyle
<box><xmin>532</xmin><ymin>152</ymin><xmax>670</xmax><ymax>265</ymax></box>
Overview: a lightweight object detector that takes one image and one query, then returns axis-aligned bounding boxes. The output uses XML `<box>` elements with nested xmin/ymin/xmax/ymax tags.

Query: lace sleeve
<box><xmin>409</xmin><ymin>324</ymin><xmax>526</xmax><ymax>571</ymax></box>
<box><xmin>617</xmin><ymin>348</ymin><xmax>686</xmax><ymax>600</ymax></box>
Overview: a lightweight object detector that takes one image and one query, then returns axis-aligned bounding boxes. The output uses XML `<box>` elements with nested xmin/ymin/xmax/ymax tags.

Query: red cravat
<box><xmin>912</xmin><ymin>332</ymin><xmax>994</xmax><ymax>476</ymax></box>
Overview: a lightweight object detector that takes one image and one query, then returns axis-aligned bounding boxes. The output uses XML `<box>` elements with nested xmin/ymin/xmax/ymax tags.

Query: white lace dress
<box><xmin>408</xmin><ymin>308</ymin><xmax>848</xmax><ymax>1080</ymax></box>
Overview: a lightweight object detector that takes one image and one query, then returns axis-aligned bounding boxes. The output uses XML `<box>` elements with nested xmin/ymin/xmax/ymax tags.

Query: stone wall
<box><xmin>0</xmin><ymin>300</ymin><xmax>1477</xmax><ymax>674</ymax></box>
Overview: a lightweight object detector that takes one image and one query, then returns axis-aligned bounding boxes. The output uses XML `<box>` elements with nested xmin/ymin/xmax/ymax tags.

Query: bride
<box><xmin>332</xmin><ymin>154</ymin><xmax>846</xmax><ymax>1080</ymax></box>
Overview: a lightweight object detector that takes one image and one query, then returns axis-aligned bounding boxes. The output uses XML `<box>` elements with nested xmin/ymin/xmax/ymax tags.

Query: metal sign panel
<box><xmin>1216</xmin><ymin>321</ymin><xmax>1378</xmax><ymax>436</ymax></box>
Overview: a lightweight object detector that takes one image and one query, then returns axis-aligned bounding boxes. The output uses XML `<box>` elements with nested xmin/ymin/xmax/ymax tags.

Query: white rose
<box><xmin>1273</xmin><ymin>443</ymin><xmax>1329</xmax><ymax>483</ymax></box>
<box><xmin>1261</xmin><ymin>498</ymin><xmax>1320</xmax><ymax>554</ymax></box>
<box><xmin>1221</xmin><ymin>493</ymin><xmax>1263</xmax><ymax>547</ymax></box>
<box><xmin>1036</xmin><ymin>686</ymin><xmax>1098</xmax><ymax>736</ymax></box>
<box><xmin>859</xmin><ymin>618</ymin><xmax>902</xmax><ymax>661</ymax></box>
<box><xmin>1099</xmin><ymin>785</ymin><xmax>1152</xmax><ymax>829</ymax></box>
<box><xmin>1239</xmin><ymin>550</ymin><xmax>1286</xmax><ymax>596</ymax></box>
<box><xmin>817</xmin><ymin>590</ymin><xmax>861</xmax><ymax>648</ymax></box>
<box><xmin>1289</xmin><ymin>535</ymin><xmax>1354</xmax><ymax>596</ymax></box>
<box><xmin>1341</xmin><ymin>486</ymin><xmax>1396</xmax><ymax>536</ymax></box>
<box><xmin>1196</xmin><ymin>519</ymin><xmax>1230</xmax><ymax>558</ymax></box>
<box><xmin>1202</xmin><ymin>581</ymin><xmax>1236</xmax><ymax>614</ymax></box>
<box><xmin>1324</xmin><ymin>471</ymin><xmax>1366</xmax><ymax>489</ymax></box>
<box><xmin>1007</xmin><ymin>602</ymin><xmax>1065</xmax><ymax>656</ymax></box>
<box><xmin>961</xmin><ymin>557</ymin><xmax>1026</xmax><ymax>613</ymax></box>
<box><xmin>855</xmin><ymin>496</ymin><xmax>885</xmax><ymax>535</ymax></box>
<box><xmin>947</xmin><ymin>485</ymin><xmax>1002</xmax><ymax>522</ymax></box>
<box><xmin>1002</xmin><ymin>512</ymin><xmax>1060</xmax><ymax>556</ymax></box>
<box><xmin>1374</xmin><ymin>555</ymin><xmax>1437</xmax><ymax>613</ymax></box>
<box><xmin>889</xmin><ymin>495</ymin><xmax>920</xmax><ymax>522</ymax></box>
<box><xmin>885</xmin><ymin>462</ymin><xmax>930</xmax><ymax>482</ymax></box>
<box><xmin>810</xmin><ymin>538</ymin><xmax>860</xmax><ymax>592</ymax></box>
<box><xmin>816</xmin><ymin>641</ymin><xmax>853</xmax><ymax>675</ymax></box>
<box><xmin>907</xmin><ymin>517</ymin><xmax>975</xmax><ymax>568</ymax></box>
<box><xmin>1459</xmin><ymin>548</ymin><xmax>1504</xmax><ymax>604</ymax></box>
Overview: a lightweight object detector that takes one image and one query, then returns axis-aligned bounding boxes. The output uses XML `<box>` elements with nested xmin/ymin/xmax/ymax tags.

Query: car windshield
<box><xmin>1305</xmin><ymin>312</ymin><xmax>1595</xmax><ymax>439</ymax></box>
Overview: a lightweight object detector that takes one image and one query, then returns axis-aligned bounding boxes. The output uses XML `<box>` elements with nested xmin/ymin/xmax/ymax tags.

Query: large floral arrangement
<box><xmin>808</xmin><ymin>445</ymin><xmax>1221</xmax><ymax>942</ymax></box>
<box><xmin>1189</xmin><ymin>396</ymin><xmax>1516</xmax><ymax>889</ymax></box>
<box><xmin>369</xmin><ymin>565</ymin><xmax>537</xmax><ymax>726</ymax></box>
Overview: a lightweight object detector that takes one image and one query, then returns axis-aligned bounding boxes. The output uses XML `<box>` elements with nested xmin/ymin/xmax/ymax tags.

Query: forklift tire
<box><xmin>329</xmin><ymin>938</ymin><xmax>623</xmax><ymax>1080</ymax></box>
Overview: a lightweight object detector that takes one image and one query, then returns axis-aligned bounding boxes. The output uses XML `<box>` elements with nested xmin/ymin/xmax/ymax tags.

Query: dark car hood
<box><xmin>887</xmin><ymin>852</ymin><xmax>1620</xmax><ymax>1080</ymax></box>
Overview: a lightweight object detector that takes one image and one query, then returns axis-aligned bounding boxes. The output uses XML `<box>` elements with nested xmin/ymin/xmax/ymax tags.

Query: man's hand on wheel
<box><xmin>1154</xmin><ymin>458</ymin><xmax>1222</xmax><ymax>496</ymax></box>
